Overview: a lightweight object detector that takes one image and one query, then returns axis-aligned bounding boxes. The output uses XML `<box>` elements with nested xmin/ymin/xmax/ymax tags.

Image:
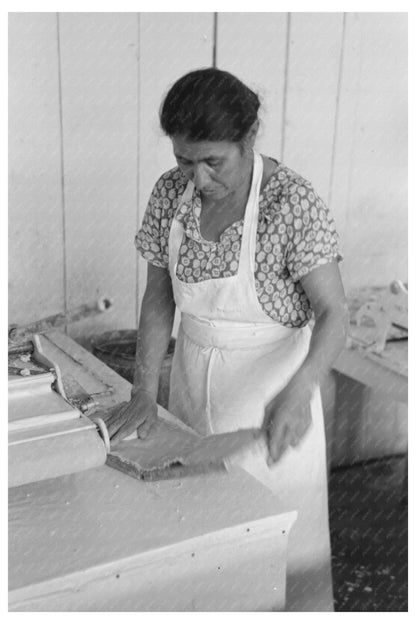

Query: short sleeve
<box><xmin>134</xmin><ymin>172</ymin><xmax>179</xmax><ymax>269</ymax></box>
<box><xmin>285</xmin><ymin>182</ymin><xmax>343</xmax><ymax>282</ymax></box>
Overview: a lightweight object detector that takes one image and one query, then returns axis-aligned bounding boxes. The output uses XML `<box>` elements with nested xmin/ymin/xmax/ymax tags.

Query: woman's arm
<box><xmin>132</xmin><ymin>263</ymin><xmax>176</xmax><ymax>398</ymax></box>
<box><xmin>107</xmin><ymin>263</ymin><xmax>176</xmax><ymax>443</ymax></box>
<box><xmin>294</xmin><ymin>260</ymin><xmax>349</xmax><ymax>386</ymax></box>
<box><xmin>266</xmin><ymin>260</ymin><xmax>349</xmax><ymax>463</ymax></box>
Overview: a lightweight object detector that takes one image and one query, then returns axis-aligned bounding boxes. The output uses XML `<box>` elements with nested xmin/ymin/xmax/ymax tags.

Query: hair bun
<box><xmin>160</xmin><ymin>68</ymin><xmax>260</xmax><ymax>143</ymax></box>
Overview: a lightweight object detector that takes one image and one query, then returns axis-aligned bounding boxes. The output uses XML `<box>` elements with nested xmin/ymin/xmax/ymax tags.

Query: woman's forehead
<box><xmin>171</xmin><ymin>136</ymin><xmax>236</xmax><ymax>159</ymax></box>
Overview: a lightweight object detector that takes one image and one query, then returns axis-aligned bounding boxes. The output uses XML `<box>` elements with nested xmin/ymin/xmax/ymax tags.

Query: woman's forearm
<box><xmin>132</xmin><ymin>274</ymin><xmax>176</xmax><ymax>400</ymax></box>
<box><xmin>294</xmin><ymin>305</ymin><xmax>349</xmax><ymax>388</ymax></box>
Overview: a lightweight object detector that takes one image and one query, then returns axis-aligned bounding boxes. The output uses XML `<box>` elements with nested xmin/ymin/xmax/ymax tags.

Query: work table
<box><xmin>9</xmin><ymin>331</ymin><xmax>296</xmax><ymax>611</ymax></box>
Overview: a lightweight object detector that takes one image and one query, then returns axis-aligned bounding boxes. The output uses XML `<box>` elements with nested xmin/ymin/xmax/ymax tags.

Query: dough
<box><xmin>106</xmin><ymin>417</ymin><xmax>266</xmax><ymax>481</ymax></box>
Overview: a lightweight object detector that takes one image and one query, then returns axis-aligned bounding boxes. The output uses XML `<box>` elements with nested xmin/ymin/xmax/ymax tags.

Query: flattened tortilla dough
<box><xmin>106</xmin><ymin>417</ymin><xmax>266</xmax><ymax>480</ymax></box>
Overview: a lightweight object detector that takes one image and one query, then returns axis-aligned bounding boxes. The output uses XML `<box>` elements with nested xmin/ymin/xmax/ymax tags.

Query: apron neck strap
<box><xmin>238</xmin><ymin>150</ymin><xmax>263</xmax><ymax>273</ymax></box>
<box><xmin>175</xmin><ymin>179</ymin><xmax>194</xmax><ymax>218</ymax></box>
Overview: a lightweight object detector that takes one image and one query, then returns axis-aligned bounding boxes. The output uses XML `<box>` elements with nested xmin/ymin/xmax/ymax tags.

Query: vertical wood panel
<box><xmin>216</xmin><ymin>12</ymin><xmax>287</xmax><ymax>159</ymax></box>
<box><xmin>59</xmin><ymin>13</ymin><xmax>139</xmax><ymax>342</ymax></box>
<box><xmin>327</xmin><ymin>13</ymin><xmax>359</xmax><ymax>251</ymax></box>
<box><xmin>8</xmin><ymin>13</ymin><xmax>64</xmax><ymax>326</ymax></box>
<box><xmin>333</xmin><ymin>13</ymin><xmax>407</xmax><ymax>291</ymax></box>
<box><xmin>137</xmin><ymin>13</ymin><xmax>213</xmax><ymax>318</ymax></box>
<box><xmin>283</xmin><ymin>13</ymin><xmax>344</xmax><ymax>202</ymax></box>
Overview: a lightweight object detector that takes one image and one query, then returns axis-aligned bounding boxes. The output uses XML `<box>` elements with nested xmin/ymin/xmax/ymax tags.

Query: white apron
<box><xmin>168</xmin><ymin>151</ymin><xmax>334</xmax><ymax>611</ymax></box>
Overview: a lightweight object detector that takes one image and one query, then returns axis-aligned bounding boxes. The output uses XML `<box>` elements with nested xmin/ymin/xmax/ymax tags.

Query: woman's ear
<box><xmin>244</xmin><ymin>120</ymin><xmax>260</xmax><ymax>148</ymax></box>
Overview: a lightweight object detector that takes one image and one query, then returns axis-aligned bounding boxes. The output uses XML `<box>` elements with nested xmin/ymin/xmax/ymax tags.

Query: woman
<box><xmin>107</xmin><ymin>68</ymin><xmax>349</xmax><ymax>611</ymax></box>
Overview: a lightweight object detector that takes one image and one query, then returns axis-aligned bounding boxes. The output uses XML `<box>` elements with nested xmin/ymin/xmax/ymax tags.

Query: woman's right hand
<box><xmin>106</xmin><ymin>390</ymin><xmax>158</xmax><ymax>446</ymax></box>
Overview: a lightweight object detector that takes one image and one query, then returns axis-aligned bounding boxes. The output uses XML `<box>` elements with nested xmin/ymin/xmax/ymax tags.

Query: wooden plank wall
<box><xmin>280</xmin><ymin>13</ymin><xmax>345</xmax><ymax>204</ymax></box>
<box><xmin>9</xmin><ymin>13</ymin><xmax>407</xmax><ymax>463</ymax></box>
<box><xmin>216</xmin><ymin>13</ymin><xmax>287</xmax><ymax>158</ymax></box>
<box><xmin>9</xmin><ymin>14</ymin><xmax>65</xmax><ymax>324</ymax></box>
<box><xmin>58</xmin><ymin>13</ymin><xmax>140</xmax><ymax>342</ymax></box>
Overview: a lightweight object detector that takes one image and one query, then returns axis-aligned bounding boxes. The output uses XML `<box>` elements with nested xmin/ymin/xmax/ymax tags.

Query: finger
<box><xmin>293</xmin><ymin>411</ymin><xmax>312</xmax><ymax>442</ymax></box>
<box><xmin>292</xmin><ymin>425</ymin><xmax>306</xmax><ymax>445</ymax></box>
<box><xmin>266</xmin><ymin>418</ymin><xmax>283</xmax><ymax>454</ymax></box>
<box><xmin>268</xmin><ymin>422</ymin><xmax>291</xmax><ymax>463</ymax></box>
<box><xmin>109</xmin><ymin>405</ymin><xmax>148</xmax><ymax>442</ymax></box>
<box><xmin>289</xmin><ymin>431</ymin><xmax>300</xmax><ymax>447</ymax></box>
<box><xmin>106</xmin><ymin>404</ymin><xmax>129</xmax><ymax>438</ymax></box>
<box><xmin>107</xmin><ymin>416</ymin><xmax>124</xmax><ymax>439</ymax></box>
<box><xmin>263</xmin><ymin>407</ymin><xmax>272</xmax><ymax>429</ymax></box>
<box><xmin>137</xmin><ymin>412</ymin><xmax>157</xmax><ymax>439</ymax></box>
<box><xmin>110</xmin><ymin>425</ymin><xmax>126</xmax><ymax>446</ymax></box>
<box><xmin>106</xmin><ymin>419</ymin><xmax>120</xmax><ymax>439</ymax></box>
<box><xmin>110</xmin><ymin>418</ymin><xmax>140</xmax><ymax>445</ymax></box>
<box><xmin>268</xmin><ymin>435</ymin><xmax>290</xmax><ymax>461</ymax></box>
<box><xmin>263</xmin><ymin>403</ymin><xmax>277</xmax><ymax>430</ymax></box>
<box><xmin>304</xmin><ymin>409</ymin><xmax>313</xmax><ymax>432</ymax></box>
<box><xmin>267</xmin><ymin>439</ymin><xmax>290</xmax><ymax>466</ymax></box>
<box><xmin>286</xmin><ymin>420</ymin><xmax>306</xmax><ymax>448</ymax></box>
<box><xmin>289</xmin><ymin>419</ymin><xmax>304</xmax><ymax>445</ymax></box>
<box><xmin>107</xmin><ymin>415</ymin><xmax>132</xmax><ymax>440</ymax></box>
<box><xmin>110</xmin><ymin>425</ymin><xmax>132</xmax><ymax>447</ymax></box>
<box><xmin>93</xmin><ymin>408</ymin><xmax>113</xmax><ymax>426</ymax></box>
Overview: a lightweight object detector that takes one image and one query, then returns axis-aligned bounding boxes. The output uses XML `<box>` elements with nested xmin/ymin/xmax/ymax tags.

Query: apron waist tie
<box><xmin>181</xmin><ymin>313</ymin><xmax>304</xmax><ymax>350</ymax></box>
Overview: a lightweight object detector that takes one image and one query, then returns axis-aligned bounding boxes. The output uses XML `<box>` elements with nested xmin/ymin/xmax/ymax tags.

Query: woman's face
<box><xmin>171</xmin><ymin>135</ymin><xmax>252</xmax><ymax>201</ymax></box>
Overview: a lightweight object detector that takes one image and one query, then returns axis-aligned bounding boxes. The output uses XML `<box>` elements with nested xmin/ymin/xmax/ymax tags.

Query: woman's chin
<box><xmin>201</xmin><ymin>189</ymin><xmax>227</xmax><ymax>200</ymax></box>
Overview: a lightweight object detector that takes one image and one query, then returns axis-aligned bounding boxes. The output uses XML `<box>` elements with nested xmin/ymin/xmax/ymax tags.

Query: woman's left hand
<box><xmin>264</xmin><ymin>379</ymin><xmax>314</xmax><ymax>465</ymax></box>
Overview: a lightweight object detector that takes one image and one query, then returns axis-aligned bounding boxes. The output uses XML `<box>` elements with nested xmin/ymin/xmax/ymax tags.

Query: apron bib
<box><xmin>167</xmin><ymin>151</ymin><xmax>333</xmax><ymax>611</ymax></box>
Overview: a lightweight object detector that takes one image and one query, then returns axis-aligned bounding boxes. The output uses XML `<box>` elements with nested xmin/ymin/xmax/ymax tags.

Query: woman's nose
<box><xmin>192</xmin><ymin>165</ymin><xmax>211</xmax><ymax>191</ymax></box>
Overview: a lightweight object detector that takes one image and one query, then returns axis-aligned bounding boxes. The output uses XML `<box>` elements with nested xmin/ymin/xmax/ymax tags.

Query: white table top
<box><xmin>9</xmin><ymin>332</ymin><xmax>295</xmax><ymax>595</ymax></box>
<box><xmin>9</xmin><ymin>463</ymin><xmax>293</xmax><ymax>591</ymax></box>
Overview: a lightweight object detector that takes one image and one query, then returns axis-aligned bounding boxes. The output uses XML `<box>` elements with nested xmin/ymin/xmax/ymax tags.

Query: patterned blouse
<box><xmin>135</xmin><ymin>157</ymin><xmax>342</xmax><ymax>328</ymax></box>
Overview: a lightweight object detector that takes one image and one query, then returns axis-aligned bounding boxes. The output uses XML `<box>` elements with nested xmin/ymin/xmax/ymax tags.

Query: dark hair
<box><xmin>160</xmin><ymin>68</ymin><xmax>260</xmax><ymax>142</ymax></box>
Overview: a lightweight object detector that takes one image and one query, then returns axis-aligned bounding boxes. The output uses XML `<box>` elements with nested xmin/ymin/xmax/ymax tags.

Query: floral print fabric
<box><xmin>135</xmin><ymin>158</ymin><xmax>342</xmax><ymax>328</ymax></box>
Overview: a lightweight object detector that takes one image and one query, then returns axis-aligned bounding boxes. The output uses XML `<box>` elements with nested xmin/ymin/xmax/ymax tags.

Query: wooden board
<box><xmin>42</xmin><ymin>331</ymin><xmax>130</xmax><ymax>406</ymax></box>
<box><xmin>345</xmin><ymin>286</ymin><xmax>408</xmax><ymax>378</ymax></box>
<box><xmin>348</xmin><ymin>328</ymin><xmax>408</xmax><ymax>378</ymax></box>
<box><xmin>36</xmin><ymin>331</ymin><xmax>181</xmax><ymax>421</ymax></box>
